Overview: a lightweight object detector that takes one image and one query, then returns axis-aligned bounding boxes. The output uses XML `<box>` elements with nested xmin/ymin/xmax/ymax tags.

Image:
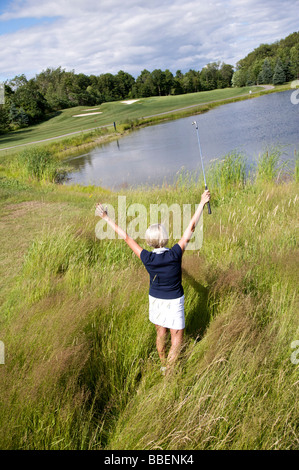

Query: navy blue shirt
<box><xmin>140</xmin><ymin>244</ymin><xmax>184</xmax><ymax>300</ymax></box>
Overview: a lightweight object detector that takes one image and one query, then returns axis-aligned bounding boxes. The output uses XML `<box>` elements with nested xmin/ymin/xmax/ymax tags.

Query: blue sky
<box><xmin>0</xmin><ymin>0</ymin><xmax>298</xmax><ymax>82</ymax></box>
<box><xmin>0</xmin><ymin>1</ymin><xmax>58</xmax><ymax>36</ymax></box>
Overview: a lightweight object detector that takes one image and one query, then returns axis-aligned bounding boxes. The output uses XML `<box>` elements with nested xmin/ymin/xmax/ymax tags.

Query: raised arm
<box><xmin>95</xmin><ymin>203</ymin><xmax>143</xmax><ymax>258</ymax></box>
<box><xmin>178</xmin><ymin>189</ymin><xmax>210</xmax><ymax>252</ymax></box>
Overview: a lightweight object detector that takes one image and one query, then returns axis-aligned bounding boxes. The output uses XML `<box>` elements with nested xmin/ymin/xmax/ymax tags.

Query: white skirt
<box><xmin>149</xmin><ymin>294</ymin><xmax>185</xmax><ymax>330</ymax></box>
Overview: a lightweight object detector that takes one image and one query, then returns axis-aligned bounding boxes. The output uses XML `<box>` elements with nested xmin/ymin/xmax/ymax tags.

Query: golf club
<box><xmin>192</xmin><ymin>121</ymin><xmax>212</xmax><ymax>214</ymax></box>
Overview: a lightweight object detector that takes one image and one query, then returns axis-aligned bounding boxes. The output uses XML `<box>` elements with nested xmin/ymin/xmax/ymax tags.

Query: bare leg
<box><xmin>155</xmin><ymin>325</ymin><xmax>167</xmax><ymax>365</ymax></box>
<box><xmin>167</xmin><ymin>328</ymin><xmax>184</xmax><ymax>366</ymax></box>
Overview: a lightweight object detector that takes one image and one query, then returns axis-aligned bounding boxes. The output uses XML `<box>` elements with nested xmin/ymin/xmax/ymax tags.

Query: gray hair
<box><xmin>145</xmin><ymin>223</ymin><xmax>169</xmax><ymax>248</ymax></box>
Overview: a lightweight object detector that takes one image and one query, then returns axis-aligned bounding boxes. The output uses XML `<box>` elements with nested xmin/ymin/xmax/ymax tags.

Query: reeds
<box><xmin>207</xmin><ymin>151</ymin><xmax>247</xmax><ymax>200</ymax></box>
<box><xmin>10</xmin><ymin>148</ymin><xmax>70</xmax><ymax>183</ymax></box>
<box><xmin>255</xmin><ymin>146</ymin><xmax>287</xmax><ymax>183</ymax></box>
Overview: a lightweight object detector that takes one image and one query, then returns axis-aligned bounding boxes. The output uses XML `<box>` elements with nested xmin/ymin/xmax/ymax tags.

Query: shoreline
<box><xmin>60</xmin><ymin>84</ymin><xmax>288</xmax><ymax>162</ymax></box>
<box><xmin>0</xmin><ymin>84</ymin><xmax>288</xmax><ymax>158</ymax></box>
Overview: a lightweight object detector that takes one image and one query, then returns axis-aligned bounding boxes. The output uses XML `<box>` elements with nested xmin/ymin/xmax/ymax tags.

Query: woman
<box><xmin>95</xmin><ymin>189</ymin><xmax>210</xmax><ymax>372</ymax></box>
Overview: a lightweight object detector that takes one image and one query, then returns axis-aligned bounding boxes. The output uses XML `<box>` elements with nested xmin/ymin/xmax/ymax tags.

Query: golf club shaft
<box><xmin>193</xmin><ymin>121</ymin><xmax>211</xmax><ymax>214</ymax></box>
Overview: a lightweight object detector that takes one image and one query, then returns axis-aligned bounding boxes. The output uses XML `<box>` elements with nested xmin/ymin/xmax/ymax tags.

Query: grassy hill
<box><xmin>0</xmin><ymin>86</ymin><xmax>270</xmax><ymax>152</ymax></box>
<box><xmin>0</xmin><ymin>148</ymin><xmax>298</xmax><ymax>449</ymax></box>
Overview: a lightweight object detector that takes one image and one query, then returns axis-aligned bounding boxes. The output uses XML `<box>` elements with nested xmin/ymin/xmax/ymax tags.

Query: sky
<box><xmin>0</xmin><ymin>0</ymin><xmax>298</xmax><ymax>82</ymax></box>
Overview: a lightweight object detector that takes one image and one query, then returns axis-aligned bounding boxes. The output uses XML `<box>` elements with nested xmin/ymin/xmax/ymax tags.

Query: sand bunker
<box><xmin>121</xmin><ymin>100</ymin><xmax>140</xmax><ymax>105</ymax></box>
<box><xmin>72</xmin><ymin>112</ymin><xmax>103</xmax><ymax>117</ymax></box>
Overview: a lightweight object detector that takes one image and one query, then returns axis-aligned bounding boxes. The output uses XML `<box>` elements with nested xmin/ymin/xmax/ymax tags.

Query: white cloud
<box><xmin>0</xmin><ymin>0</ymin><xmax>298</xmax><ymax>80</ymax></box>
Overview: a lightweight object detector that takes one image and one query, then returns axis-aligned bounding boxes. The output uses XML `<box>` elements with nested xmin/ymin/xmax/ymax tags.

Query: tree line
<box><xmin>232</xmin><ymin>31</ymin><xmax>299</xmax><ymax>87</ymax></box>
<box><xmin>0</xmin><ymin>62</ymin><xmax>233</xmax><ymax>133</ymax></box>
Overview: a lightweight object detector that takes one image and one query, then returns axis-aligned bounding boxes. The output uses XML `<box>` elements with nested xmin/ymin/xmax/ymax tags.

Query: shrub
<box><xmin>255</xmin><ymin>147</ymin><xmax>286</xmax><ymax>183</ymax></box>
<box><xmin>14</xmin><ymin>148</ymin><xmax>69</xmax><ymax>182</ymax></box>
<box><xmin>207</xmin><ymin>152</ymin><xmax>247</xmax><ymax>198</ymax></box>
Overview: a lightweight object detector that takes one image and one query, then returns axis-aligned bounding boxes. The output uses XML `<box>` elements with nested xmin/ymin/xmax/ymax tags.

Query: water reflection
<box><xmin>65</xmin><ymin>91</ymin><xmax>299</xmax><ymax>189</ymax></box>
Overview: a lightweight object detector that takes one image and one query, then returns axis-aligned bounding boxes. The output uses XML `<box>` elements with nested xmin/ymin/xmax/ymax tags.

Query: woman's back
<box><xmin>140</xmin><ymin>244</ymin><xmax>183</xmax><ymax>300</ymax></box>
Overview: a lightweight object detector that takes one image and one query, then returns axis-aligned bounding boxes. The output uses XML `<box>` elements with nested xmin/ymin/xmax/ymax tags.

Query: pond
<box><xmin>65</xmin><ymin>90</ymin><xmax>299</xmax><ymax>189</ymax></box>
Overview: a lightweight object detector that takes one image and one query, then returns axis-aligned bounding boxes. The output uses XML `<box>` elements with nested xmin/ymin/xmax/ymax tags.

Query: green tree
<box><xmin>257</xmin><ymin>70</ymin><xmax>264</xmax><ymax>84</ymax></box>
<box><xmin>8</xmin><ymin>74</ymin><xmax>28</xmax><ymax>91</ymax></box>
<box><xmin>272</xmin><ymin>58</ymin><xmax>286</xmax><ymax>85</ymax></box>
<box><xmin>0</xmin><ymin>84</ymin><xmax>13</xmax><ymax>132</ymax></box>
<box><xmin>135</xmin><ymin>70</ymin><xmax>155</xmax><ymax>97</ymax></box>
<box><xmin>251</xmin><ymin>60</ymin><xmax>264</xmax><ymax>83</ymax></box>
<box><xmin>246</xmin><ymin>67</ymin><xmax>256</xmax><ymax>86</ymax></box>
<box><xmin>164</xmin><ymin>69</ymin><xmax>174</xmax><ymax>95</ymax></box>
<box><xmin>9</xmin><ymin>102</ymin><xmax>19</xmax><ymax>124</ymax></box>
<box><xmin>151</xmin><ymin>69</ymin><xmax>174</xmax><ymax>96</ymax></box>
<box><xmin>151</xmin><ymin>69</ymin><xmax>167</xmax><ymax>96</ymax></box>
<box><xmin>172</xmin><ymin>70</ymin><xmax>184</xmax><ymax>95</ymax></box>
<box><xmin>37</xmin><ymin>67</ymin><xmax>71</xmax><ymax>109</ymax></box>
<box><xmin>97</xmin><ymin>73</ymin><xmax>119</xmax><ymax>101</ymax></box>
<box><xmin>85</xmin><ymin>85</ymin><xmax>101</xmax><ymax>105</ymax></box>
<box><xmin>283</xmin><ymin>59</ymin><xmax>293</xmax><ymax>82</ymax></box>
<box><xmin>231</xmin><ymin>69</ymin><xmax>247</xmax><ymax>87</ymax></box>
<box><xmin>8</xmin><ymin>102</ymin><xmax>29</xmax><ymax>129</ymax></box>
<box><xmin>0</xmin><ymin>104</ymin><xmax>9</xmax><ymax>133</ymax></box>
<box><xmin>259</xmin><ymin>58</ymin><xmax>273</xmax><ymax>84</ymax></box>
<box><xmin>290</xmin><ymin>44</ymin><xmax>299</xmax><ymax>79</ymax></box>
<box><xmin>13</xmin><ymin>79</ymin><xmax>48</xmax><ymax>123</ymax></box>
<box><xmin>200</xmin><ymin>62</ymin><xmax>220</xmax><ymax>90</ymax></box>
<box><xmin>234</xmin><ymin>32</ymin><xmax>299</xmax><ymax>87</ymax></box>
<box><xmin>262</xmin><ymin>58</ymin><xmax>273</xmax><ymax>83</ymax></box>
<box><xmin>183</xmin><ymin>69</ymin><xmax>201</xmax><ymax>93</ymax></box>
<box><xmin>71</xmin><ymin>73</ymin><xmax>92</xmax><ymax>105</ymax></box>
<box><xmin>218</xmin><ymin>63</ymin><xmax>234</xmax><ymax>88</ymax></box>
<box><xmin>17</xmin><ymin>107</ymin><xmax>29</xmax><ymax>127</ymax></box>
<box><xmin>35</xmin><ymin>67</ymin><xmax>86</xmax><ymax>109</ymax></box>
<box><xmin>115</xmin><ymin>70</ymin><xmax>135</xmax><ymax>99</ymax></box>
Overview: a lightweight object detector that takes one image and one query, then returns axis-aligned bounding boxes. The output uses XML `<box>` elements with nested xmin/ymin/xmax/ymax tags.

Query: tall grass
<box><xmin>0</xmin><ymin>151</ymin><xmax>298</xmax><ymax>449</ymax></box>
<box><xmin>10</xmin><ymin>148</ymin><xmax>70</xmax><ymax>183</ymax></box>
<box><xmin>207</xmin><ymin>152</ymin><xmax>247</xmax><ymax>200</ymax></box>
<box><xmin>255</xmin><ymin>146</ymin><xmax>289</xmax><ymax>183</ymax></box>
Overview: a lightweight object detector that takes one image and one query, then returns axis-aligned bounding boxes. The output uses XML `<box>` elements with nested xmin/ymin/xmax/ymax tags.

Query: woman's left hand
<box><xmin>95</xmin><ymin>203</ymin><xmax>108</xmax><ymax>218</ymax></box>
<box><xmin>200</xmin><ymin>189</ymin><xmax>211</xmax><ymax>206</ymax></box>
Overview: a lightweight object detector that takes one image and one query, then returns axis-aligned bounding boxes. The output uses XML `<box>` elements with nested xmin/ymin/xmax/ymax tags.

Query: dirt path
<box><xmin>256</xmin><ymin>84</ymin><xmax>275</xmax><ymax>90</ymax></box>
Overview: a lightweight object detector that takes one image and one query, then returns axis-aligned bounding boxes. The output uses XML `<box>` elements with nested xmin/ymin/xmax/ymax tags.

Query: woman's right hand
<box><xmin>200</xmin><ymin>189</ymin><xmax>211</xmax><ymax>206</ymax></box>
<box><xmin>95</xmin><ymin>203</ymin><xmax>108</xmax><ymax>219</ymax></box>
